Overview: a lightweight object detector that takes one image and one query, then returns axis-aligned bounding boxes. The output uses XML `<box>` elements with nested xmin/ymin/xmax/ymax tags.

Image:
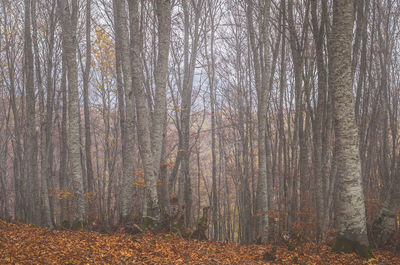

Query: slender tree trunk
<box><xmin>311</xmin><ymin>0</ymin><xmax>328</xmax><ymax>241</ymax></box>
<box><xmin>128</xmin><ymin>0</ymin><xmax>161</xmax><ymax>223</ymax></box>
<box><xmin>113</xmin><ymin>0</ymin><xmax>136</xmax><ymax>223</ymax></box>
<box><xmin>24</xmin><ymin>0</ymin><xmax>40</xmax><ymax>225</ymax></box>
<box><xmin>59</xmin><ymin>50</ymin><xmax>68</xmax><ymax>224</ymax></box>
<box><xmin>159</xmin><ymin>110</ymin><xmax>170</xmax><ymax>218</ymax></box>
<box><xmin>151</xmin><ymin>0</ymin><xmax>171</xmax><ymax>186</ymax></box>
<box><xmin>178</xmin><ymin>0</ymin><xmax>203</xmax><ymax>228</ymax></box>
<box><xmin>0</xmin><ymin>106</ymin><xmax>10</xmax><ymax>220</ymax></box>
<box><xmin>247</xmin><ymin>0</ymin><xmax>270</xmax><ymax>243</ymax></box>
<box><xmin>58</xmin><ymin>0</ymin><xmax>86</xmax><ymax>224</ymax></box>
<box><xmin>82</xmin><ymin>0</ymin><xmax>95</xmax><ymax>224</ymax></box>
<box><xmin>32</xmin><ymin>0</ymin><xmax>53</xmax><ymax>228</ymax></box>
<box><xmin>204</xmin><ymin>0</ymin><xmax>218</xmax><ymax>239</ymax></box>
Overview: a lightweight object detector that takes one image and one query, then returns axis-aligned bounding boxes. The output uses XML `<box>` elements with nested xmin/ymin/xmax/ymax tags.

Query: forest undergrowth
<box><xmin>0</xmin><ymin>219</ymin><xmax>399</xmax><ymax>264</ymax></box>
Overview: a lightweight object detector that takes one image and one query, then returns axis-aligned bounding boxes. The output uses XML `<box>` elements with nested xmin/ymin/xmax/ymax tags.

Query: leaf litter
<box><xmin>0</xmin><ymin>219</ymin><xmax>399</xmax><ymax>264</ymax></box>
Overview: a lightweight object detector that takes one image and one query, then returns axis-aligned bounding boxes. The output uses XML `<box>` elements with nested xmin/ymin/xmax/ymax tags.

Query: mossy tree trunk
<box><xmin>371</xmin><ymin>170</ymin><xmax>400</xmax><ymax>247</ymax></box>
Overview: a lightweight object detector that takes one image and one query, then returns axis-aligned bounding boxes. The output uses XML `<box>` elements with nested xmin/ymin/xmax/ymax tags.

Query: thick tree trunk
<box><xmin>330</xmin><ymin>0</ymin><xmax>371</xmax><ymax>256</ymax></box>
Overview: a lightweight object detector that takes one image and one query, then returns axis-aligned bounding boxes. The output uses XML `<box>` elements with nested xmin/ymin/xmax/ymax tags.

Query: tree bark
<box><xmin>151</xmin><ymin>0</ymin><xmax>171</xmax><ymax>185</ymax></box>
<box><xmin>178</xmin><ymin>0</ymin><xmax>203</xmax><ymax>228</ymax></box>
<box><xmin>330</xmin><ymin>0</ymin><xmax>370</xmax><ymax>250</ymax></box>
<box><xmin>246</xmin><ymin>0</ymin><xmax>270</xmax><ymax>243</ymax></box>
<box><xmin>128</xmin><ymin>0</ymin><xmax>161</xmax><ymax>223</ymax></box>
<box><xmin>204</xmin><ymin>0</ymin><xmax>218</xmax><ymax>240</ymax></box>
<box><xmin>24</xmin><ymin>0</ymin><xmax>40</xmax><ymax>225</ymax></box>
<box><xmin>113</xmin><ymin>0</ymin><xmax>136</xmax><ymax>223</ymax></box>
<box><xmin>311</xmin><ymin>0</ymin><xmax>328</xmax><ymax>241</ymax></box>
<box><xmin>32</xmin><ymin>0</ymin><xmax>53</xmax><ymax>228</ymax></box>
<box><xmin>59</xmin><ymin>49</ymin><xmax>68</xmax><ymax>224</ymax></box>
<box><xmin>58</xmin><ymin>0</ymin><xmax>86</xmax><ymax>224</ymax></box>
<box><xmin>83</xmin><ymin>0</ymin><xmax>95</xmax><ymax>224</ymax></box>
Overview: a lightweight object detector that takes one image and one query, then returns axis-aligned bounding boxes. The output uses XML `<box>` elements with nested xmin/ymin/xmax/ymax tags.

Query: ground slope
<box><xmin>0</xmin><ymin>219</ymin><xmax>399</xmax><ymax>264</ymax></box>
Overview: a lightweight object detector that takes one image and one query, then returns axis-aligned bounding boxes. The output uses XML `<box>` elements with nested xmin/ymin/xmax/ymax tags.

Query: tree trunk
<box><xmin>204</xmin><ymin>0</ymin><xmax>218</xmax><ymax>240</ymax></box>
<box><xmin>372</xmin><ymin>152</ymin><xmax>400</xmax><ymax>247</ymax></box>
<box><xmin>178</xmin><ymin>0</ymin><xmax>203</xmax><ymax>228</ymax></box>
<box><xmin>246</xmin><ymin>0</ymin><xmax>270</xmax><ymax>243</ymax></box>
<box><xmin>151</xmin><ymin>0</ymin><xmax>171</xmax><ymax>186</ymax></box>
<box><xmin>128</xmin><ymin>0</ymin><xmax>161</xmax><ymax>223</ymax></box>
<box><xmin>32</xmin><ymin>0</ymin><xmax>53</xmax><ymax>228</ymax></box>
<box><xmin>330</xmin><ymin>0</ymin><xmax>371</xmax><ymax>257</ymax></box>
<box><xmin>82</xmin><ymin>0</ymin><xmax>95</xmax><ymax>224</ymax></box>
<box><xmin>113</xmin><ymin>0</ymin><xmax>136</xmax><ymax>223</ymax></box>
<box><xmin>58</xmin><ymin>0</ymin><xmax>86</xmax><ymax>224</ymax></box>
<box><xmin>311</xmin><ymin>0</ymin><xmax>328</xmax><ymax>241</ymax></box>
<box><xmin>59</xmin><ymin>50</ymin><xmax>68</xmax><ymax>224</ymax></box>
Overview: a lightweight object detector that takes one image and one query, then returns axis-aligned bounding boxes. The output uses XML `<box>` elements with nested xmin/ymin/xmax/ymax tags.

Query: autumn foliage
<box><xmin>0</xmin><ymin>219</ymin><xmax>399</xmax><ymax>264</ymax></box>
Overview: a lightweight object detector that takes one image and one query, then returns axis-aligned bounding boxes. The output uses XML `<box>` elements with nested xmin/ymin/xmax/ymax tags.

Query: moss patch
<box><xmin>271</xmin><ymin>245</ymin><xmax>277</xmax><ymax>253</ymax></box>
<box><xmin>142</xmin><ymin>216</ymin><xmax>154</xmax><ymax>228</ymax></box>
<box><xmin>371</xmin><ymin>217</ymin><xmax>384</xmax><ymax>246</ymax></box>
<box><xmin>198</xmin><ymin>217</ymin><xmax>206</xmax><ymax>226</ymax></box>
<box><xmin>60</xmin><ymin>220</ymin><xmax>70</xmax><ymax>230</ymax></box>
<box><xmin>142</xmin><ymin>216</ymin><xmax>162</xmax><ymax>232</ymax></box>
<box><xmin>287</xmin><ymin>243</ymin><xmax>296</xmax><ymax>251</ymax></box>
<box><xmin>71</xmin><ymin>220</ymin><xmax>84</xmax><ymax>231</ymax></box>
<box><xmin>171</xmin><ymin>223</ymin><xmax>182</xmax><ymax>234</ymax></box>
<box><xmin>331</xmin><ymin>236</ymin><xmax>374</xmax><ymax>258</ymax></box>
<box><xmin>262</xmin><ymin>250</ymin><xmax>276</xmax><ymax>262</ymax></box>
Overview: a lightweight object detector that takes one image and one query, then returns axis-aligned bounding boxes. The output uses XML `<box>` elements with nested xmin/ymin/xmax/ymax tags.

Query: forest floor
<box><xmin>0</xmin><ymin>219</ymin><xmax>399</xmax><ymax>264</ymax></box>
